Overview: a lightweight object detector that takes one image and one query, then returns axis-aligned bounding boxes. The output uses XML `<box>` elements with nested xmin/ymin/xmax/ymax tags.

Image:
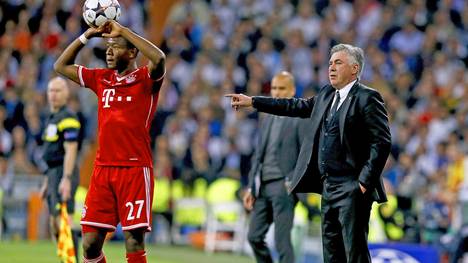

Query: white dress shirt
<box><xmin>331</xmin><ymin>80</ymin><xmax>357</xmax><ymax>110</ymax></box>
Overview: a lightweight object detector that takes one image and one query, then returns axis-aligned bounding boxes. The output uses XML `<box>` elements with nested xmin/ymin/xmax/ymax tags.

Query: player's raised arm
<box><xmin>54</xmin><ymin>26</ymin><xmax>107</xmax><ymax>84</ymax></box>
<box><xmin>102</xmin><ymin>20</ymin><xmax>166</xmax><ymax>81</ymax></box>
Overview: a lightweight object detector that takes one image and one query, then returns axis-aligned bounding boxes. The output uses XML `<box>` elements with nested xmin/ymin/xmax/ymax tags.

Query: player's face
<box><xmin>328</xmin><ymin>51</ymin><xmax>359</xmax><ymax>89</ymax></box>
<box><xmin>105</xmin><ymin>37</ymin><xmax>133</xmax><ymax>70</ymax></box>
<box><xmin>47</xmin><ymin>81</ymin><xmax>68</xmax><ymax>110</ymax></box>
<box><xmin>270</xmin><ymin>77</ymin><xmax>295</xmax><ymax>98</ymax></box>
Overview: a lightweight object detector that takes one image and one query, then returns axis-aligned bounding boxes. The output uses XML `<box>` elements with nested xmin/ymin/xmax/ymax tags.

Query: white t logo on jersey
<box><xmin>102</xmin><ymin>89</ymin><xmax>132</xmax><ymax>108</ymax></box>
<box><xmin>102</xmin><ymin>89</ymin><xmax>116</xmax><ymax>108</ymax></box>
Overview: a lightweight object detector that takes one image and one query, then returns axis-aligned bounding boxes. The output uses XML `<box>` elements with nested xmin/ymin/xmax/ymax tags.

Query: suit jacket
<box><xmin>248</xmin><ymin>113</ymin><xmax>307</xmax><ymax>196</ymax></box>
<box><xmin>252</xmin><ymin>82</ymin><xmax>391</xmax><ymax>203</ymax></box>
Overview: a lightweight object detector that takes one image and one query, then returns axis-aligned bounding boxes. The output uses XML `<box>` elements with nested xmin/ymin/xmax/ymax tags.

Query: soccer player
<box><xmin>54</xmin><ymin>20</ymin><xmax>165</xmax><ymax>263</ymax></box>
<box><xmin>40</xmin><ymin>77</ymin><xmax>81</xmax><ymax>262</ymax></box>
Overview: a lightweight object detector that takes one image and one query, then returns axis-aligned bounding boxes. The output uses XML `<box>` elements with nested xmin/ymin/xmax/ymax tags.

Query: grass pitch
<box><xmin>0</xmin><ymin>240</ymin><xmax>253</xmax><ymax>263</ymax></box>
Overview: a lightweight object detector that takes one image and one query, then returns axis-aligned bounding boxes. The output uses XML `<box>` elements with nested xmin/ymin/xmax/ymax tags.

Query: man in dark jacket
<box><xmin>228</xmin><ymin>44</ymin><xmax>391</xmax><ymax>263</ymax></box>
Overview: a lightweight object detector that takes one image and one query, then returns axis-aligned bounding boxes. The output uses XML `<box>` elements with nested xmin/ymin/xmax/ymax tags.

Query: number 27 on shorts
<box><xmin>126</xmin><ymin>200</ymin><xmax>144</xmax><ymax>220</ymax></box>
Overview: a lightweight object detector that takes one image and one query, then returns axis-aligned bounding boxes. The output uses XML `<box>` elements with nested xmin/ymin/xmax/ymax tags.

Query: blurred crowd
<box><xmin>0</xmin><ymin>0</ymin><xmax>467</xmax><ymax>249</ymax></box>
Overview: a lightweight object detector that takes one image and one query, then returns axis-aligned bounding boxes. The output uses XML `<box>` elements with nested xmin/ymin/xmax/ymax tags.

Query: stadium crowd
<box><xmin>0</xmin><ymin>0</ymin><xmax>467</xmax><ymax>256</ymax></box>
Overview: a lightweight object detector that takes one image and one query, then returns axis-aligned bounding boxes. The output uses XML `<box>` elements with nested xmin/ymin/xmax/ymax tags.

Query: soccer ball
<box><xmin>83</xmin><ymin>0</ymin><xmax>121</xmax><ymax>28</ymax></box>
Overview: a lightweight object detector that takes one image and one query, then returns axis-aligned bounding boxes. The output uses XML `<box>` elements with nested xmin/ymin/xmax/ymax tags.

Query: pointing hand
<box><xmin>225</xmin><ymin>93</ymin><xmax>253</xmax><ymax>111</ymax></box>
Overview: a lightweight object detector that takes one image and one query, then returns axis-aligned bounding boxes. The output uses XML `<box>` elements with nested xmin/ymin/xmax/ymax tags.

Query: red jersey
<box><xmin>78</xmin><ymin>65</ymin><xmax>163</xmax><ymax>167</ymax></box>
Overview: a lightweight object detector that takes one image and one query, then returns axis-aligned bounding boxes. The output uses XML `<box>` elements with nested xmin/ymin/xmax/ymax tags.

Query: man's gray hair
<box><xmin>330</xmin><ymin>44</ymin><xmax>365</xmax><ymax>77</ymax></box>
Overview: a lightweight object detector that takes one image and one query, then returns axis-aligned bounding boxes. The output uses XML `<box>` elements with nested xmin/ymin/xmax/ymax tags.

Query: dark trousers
<box><xmin>321</xmin><ymin>178</ymin><xmax>373</xmax><ymax>263</ymax></box>
<box><xmin>46</xmin><ymin>165</ymin><xmax>79</xmax><ymax>216</ymax></box>
<box><xmin>248</xmin><ymin>178</ymin><xmax>298</xmax><ymax>263</ymax></box>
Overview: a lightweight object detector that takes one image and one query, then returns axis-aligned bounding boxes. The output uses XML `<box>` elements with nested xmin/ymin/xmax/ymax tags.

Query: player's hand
<box><xmin>59</xmin><ymin>177</ymin><xmax>72</xmax><ymax>201</ymax></box>
<box><xmin>101</xmin><ymin>20</ymin><xmax>124</xmax><ymax>38</ymax></box>
<box><xmin>225</xmin><ymin>93</ymin><xmax>253</xmax><ymax>111</ymax></box>
<box><xmin>243</xmin><ymin>191</ymin><xmax>256</xmax><ymax>211</ymax></box>
<box><xmin>84</xmin><ymin>24</ymin><xmax>108</xmax><ymax>38</ymax></box>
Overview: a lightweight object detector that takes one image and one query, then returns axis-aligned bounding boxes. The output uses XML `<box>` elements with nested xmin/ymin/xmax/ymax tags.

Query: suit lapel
<box><xmin>338</xmin><ymin>82</ymin><xmax>360</xmax><ymax>144</ymax></box>
<box><xmin>339</xmin><ymin>95</ymin><xmax>353</xmax><ymax>144</ymax></box>
<box><xmin>309</xmin><ymin>87</ymin><xmax>335</xmax><ymax>137</ymax></box>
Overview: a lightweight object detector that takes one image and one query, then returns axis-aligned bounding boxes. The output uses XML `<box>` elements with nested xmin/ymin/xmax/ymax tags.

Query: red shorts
<box><xmin>81</xmin><ymin>166</ymin><xmax>154</xmax><ymax>233</ymax></box>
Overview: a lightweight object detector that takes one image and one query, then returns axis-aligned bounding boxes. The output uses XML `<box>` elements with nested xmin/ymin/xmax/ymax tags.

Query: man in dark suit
<box><xmin>244</xmin><ymin>71</ymin><xmax>306</xmax><ymax>263</ymax></box>
<box><xmin>227</xmin><ymin>44</ymin><xmax>391</xmax><ymax>263</ymax></box>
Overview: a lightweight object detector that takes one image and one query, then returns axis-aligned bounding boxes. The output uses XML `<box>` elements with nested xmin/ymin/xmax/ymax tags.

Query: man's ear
<box><xmin>129</xmin><ymin>48</ymin><xmax>138</xmax><ymax>59</ymax></box>
<box><xmin>353</xmin><ymin>64</ymin><xmax>359</xmax><ymax>75</ymax></box>
<box><xmin>290</xmin><ymin>87</ymin><xmax>296</xmax><ymax>97</ymax></box>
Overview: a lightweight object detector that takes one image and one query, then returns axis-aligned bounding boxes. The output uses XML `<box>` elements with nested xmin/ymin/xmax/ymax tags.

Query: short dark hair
<box><xmin>124</xmin><ymin>38</ymin><xmax>136</xmax><ymax>50</ymax></box>
<box><xmin>122</xmin><ymin>38</ymin><xmax>138</xmax><ymax>56</ymax></box>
